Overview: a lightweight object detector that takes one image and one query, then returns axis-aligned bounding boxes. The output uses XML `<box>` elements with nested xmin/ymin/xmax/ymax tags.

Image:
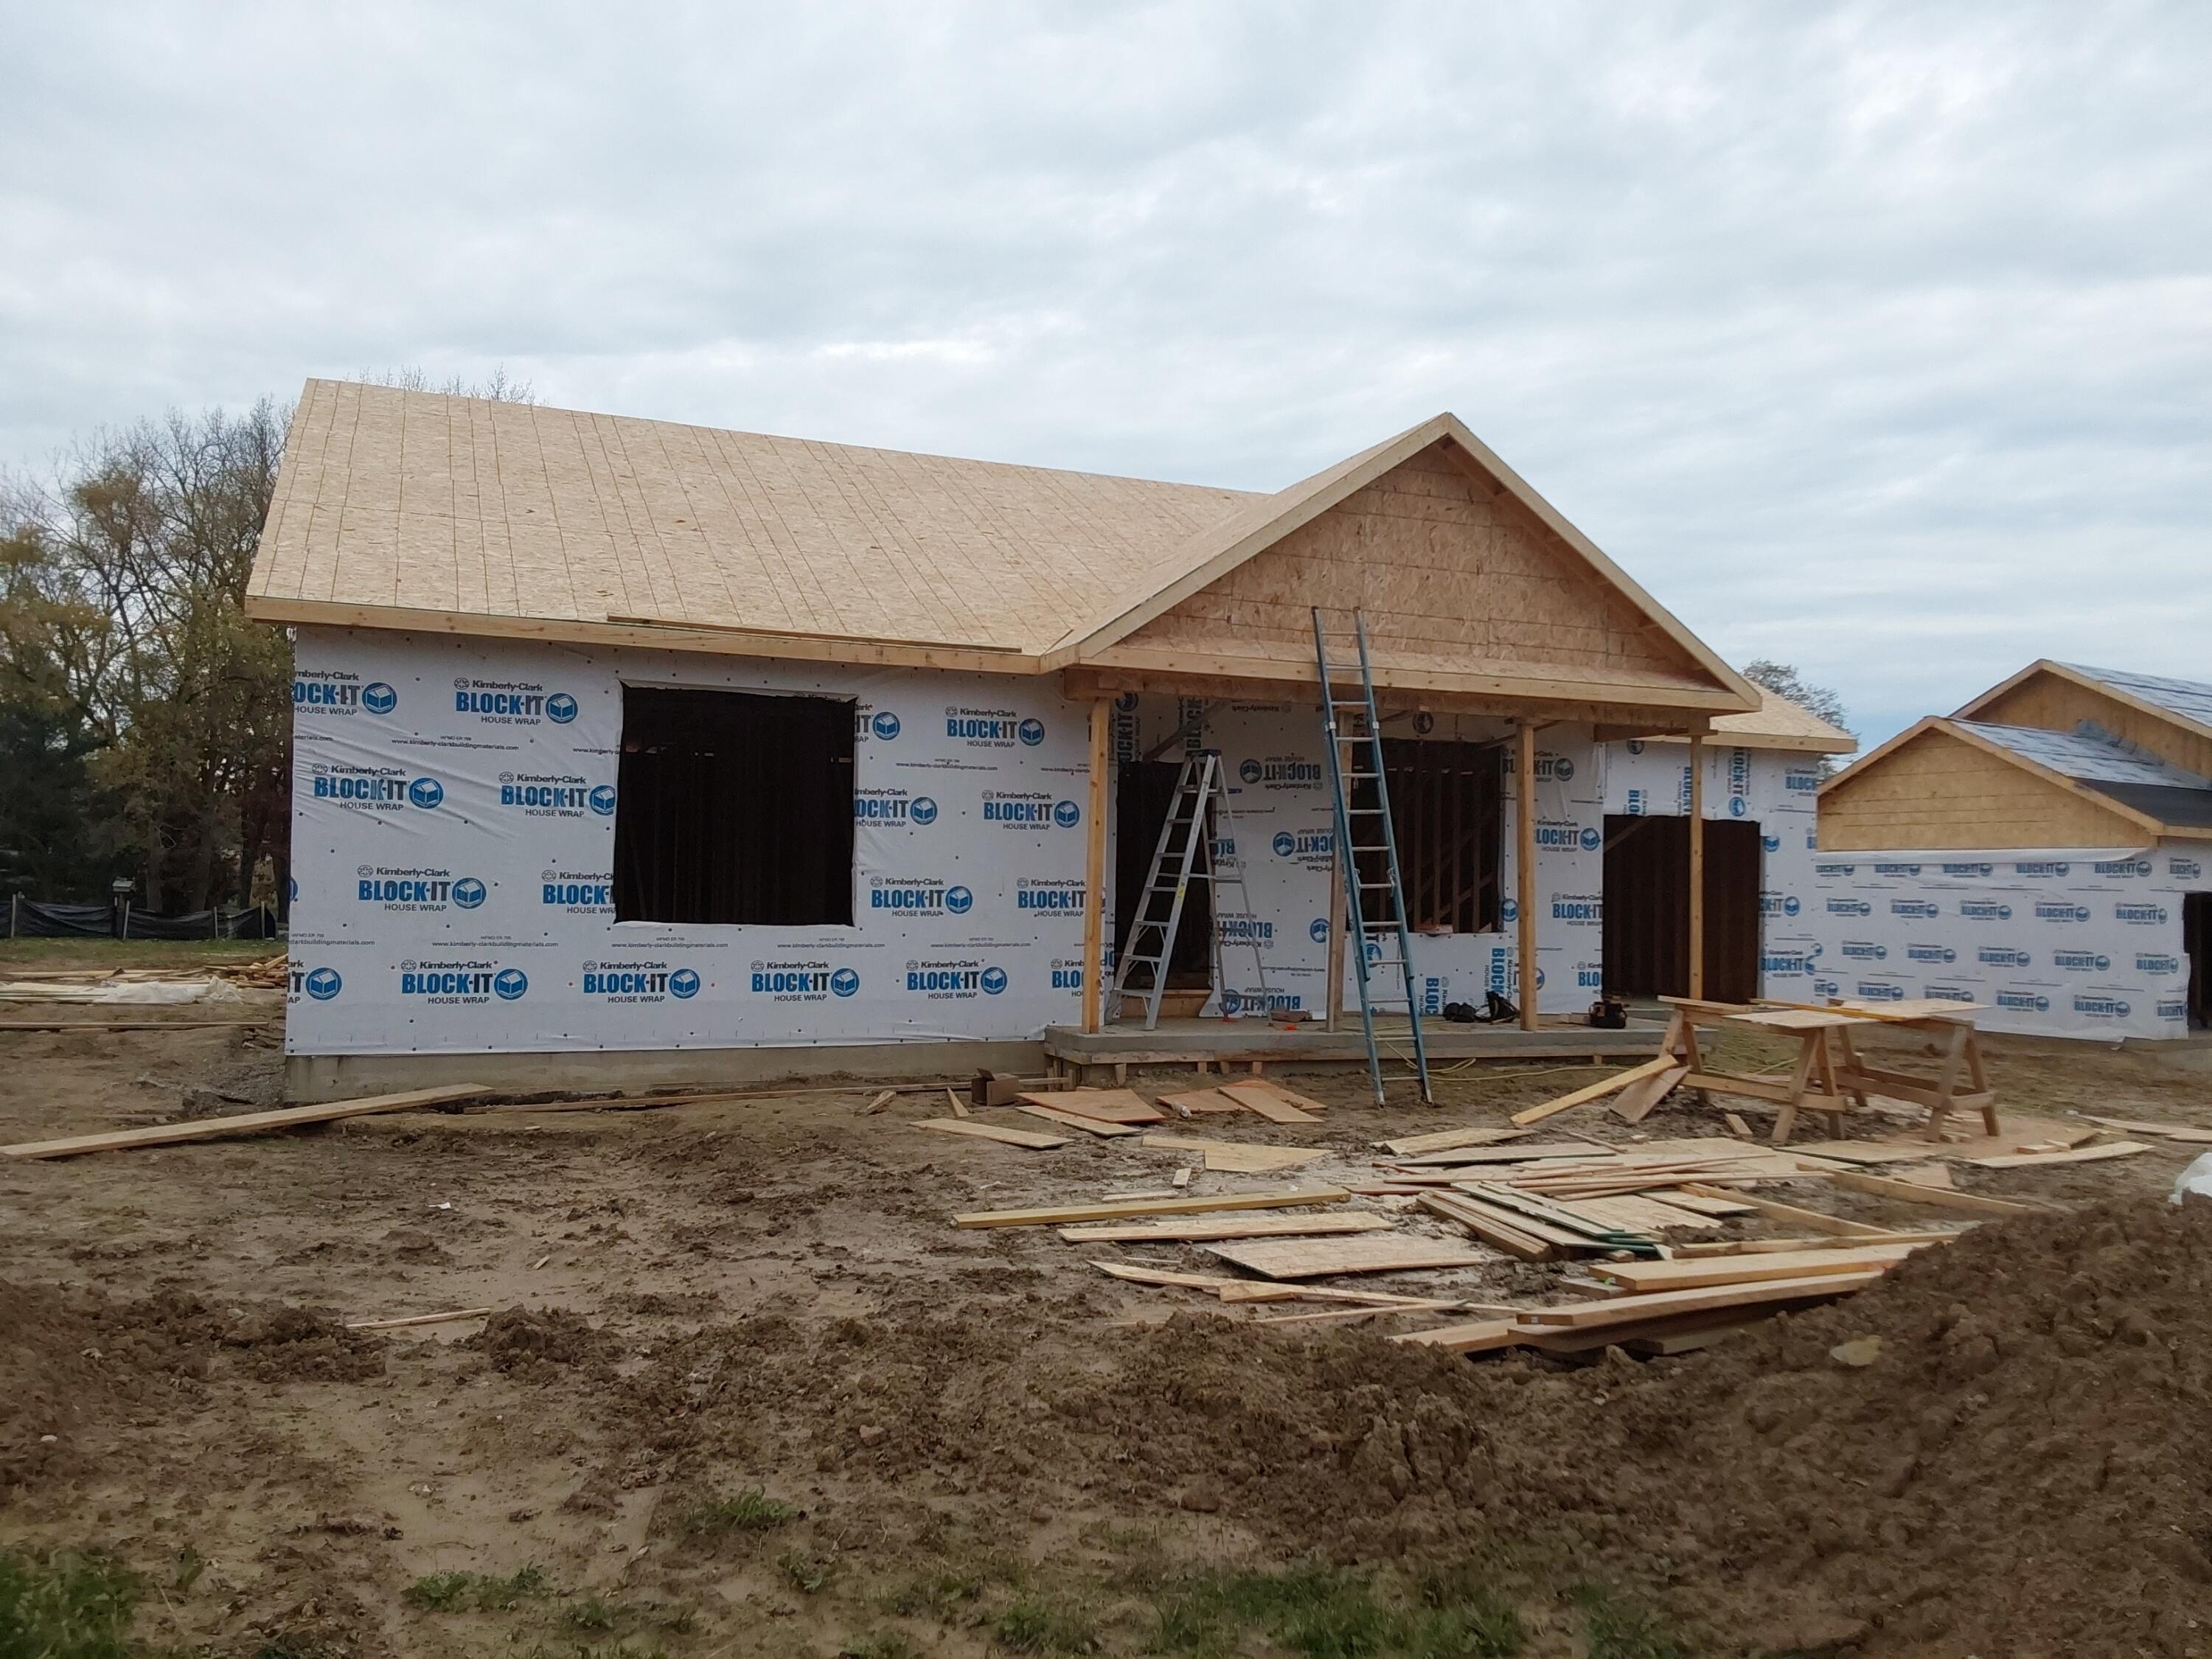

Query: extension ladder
<box><xmin>1110</xmin><ymin>749</ymin><xmax>1273</xmax><ymax>1029</ymax></box>
<box><xmin>1312</xmin><ymin>608</ymin><xmax>1434</xmax><ymax>1105</ymax></box>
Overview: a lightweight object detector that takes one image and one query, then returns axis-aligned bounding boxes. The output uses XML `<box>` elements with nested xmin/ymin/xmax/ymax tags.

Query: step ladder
<box><xmin>1313</xmin><ymin>608</ymin><xmax>1434</xmax><ymax>1105</ymax></box>
<box><xmin>1110</xmin><ymin>749</ymin><xmax>1273</xmax><ymax>1029</ymax></box>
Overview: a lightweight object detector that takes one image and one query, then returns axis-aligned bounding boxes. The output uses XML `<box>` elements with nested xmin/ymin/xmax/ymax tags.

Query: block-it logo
<box><xmin>1217</xmin><ymin>914</ymin><xmax>1276</xmax><ymax>947</ymax></box>
<box><xmin>2072</xmin><ymin>994</ymin><xmax>2132</xmax><ymax>1020</ymax></box>
<box><xmin>1271</xmin><ymin>826</ymin><xmax>1335</xmax><ymax>863</ymax></box>
<box><xmin>1891</xmin><ymin>899</ymin><xmax>1940</xmax><ymax>919</ymax></box>
<box><xmin>579</xmin><ymin>960</ymin><xmax>699</xmax><ymax>1003</ymax></box>
<box><xmin>2158</xmin><ymin>995</ymin><xmax>2188</xmax><ymax>1020</ymax></box>
<box><xmin>397</xmin><ymin>959</ymin><xmax>526</xmax><ymax>1004</ymax></box>
<box><xmin>540</xmin><ymin>869</ymin><xmax>613</xmax><ymax>913</ymax></box>
<box><xmin>453</xmin><ymin>678</ymin><xmax>572</xmax><ymax>724</ymax></box>
<box><xmin>1826</xmin><ymin>898</ymin><xmax>1872</xmax><ymax>918</ymax></box>
<box><xmin>2052</xmin><ymin>950</ymin><xmax>2111</xmax><ymax>973</ymax></box>
<box><xmin>2136</xmin><ymin>953</ymin><xmax>2183</xmax><ymax>976</ymax></box>
<box><xmin>902</xmin><ymin>957</ymin><xmax>1004</xmax><ymax>999</ymax></box>
<box><xmin>1995</xmin><ymin>990</ymin><xmax>2051</xmax><ymax>1014</ymax></box>
<box><xmin>2114</xmin><ymin>902</ymin><xmax>2168</xmax><ymax>926</ymax></box>
<box><xmin>1623</xmin><ymin>788</ymin><xmax>1649</xmax><ymax>817</ymax></box>
<box><xmin>1958</xmin><ymin>900</ymin><xmax>2013</xmax><ymax>922</ymax></box>
<box><xmin>980</xmin><ymin>790</ymin><xmax>1079</xmax><ymax>830</ymax></box>
<box><xmin>1840</xmin><ymin>940</ymin><xmax>1887</xmax><ymax>961</ymax></box>
<box><xmin>1534</xmin><ymin>752</ymin><xmax>1575</xmax><ymax>782</ymax></box>
<box><xmin>1873</xmin><ymin>863</ymin><xmax>1921</xmax><ymax>878</ymax></box>
<box><xmin>1758</xmin><ymin>892</ymin><xmax>1801</xmax><ymax>918</ymax></box>
<box><xmin>1923</xmin><ymin>984</ymin><xmax>1977</xmax><ymax>1004</ymax></box>
<box><xmin>1814</xmin><ymin>863</ymin><xmax>1857</xmax><ymax>878</ymax></box>
<box><xmin>1784</xmin><ymin>767</ymin><xmax>1821</xmax><ymax>796</ymax></box>
<box><xmin>1050</xmin><ymin>956</ymin><xmax>1085</xmax><ymax>991</ymax></box>
<box><xmin>2034</xmin><ymin>901</ymin><xmax>2093</xmax><ymax>923</ymax></box>
<box><xmin>1906</xmin><ymin>943</ymin><xmax>1957</xmax><ymax>964</ymax></box>
<box><xmin>1310</xmin><ymin>917</ymin><xmax>1330</xmax><ymax>943</ymax></box>
<box><xmin>2016</xmin><ymin>861</ymin><xmax>2070</xmax><ymax>878</ymax></box>
<box><xmin>288</xmin><ymin>965</ymin><xmax>344</xmax><ymax>1001</ymax></box>
<box><xmin>945</xmin><ymin>706</ymin><xmax>1028</xmax><ymax>747</ymax></box>
<box><xmin>1534</xmin><ymin>819</ymin><xmax>1601</xmax><ymax>852</ymax></box>
<box><xmin>1812</xmin><ymin>977</ymin><xmax>1841</xmax><ymax>998</ymax></box>
<box><xmin>1240</xmin><ymin>755</ymin><xmax>1323</xmax><ymax>790</ymax></box>
<box><xmin>1551</xmin><ymin>893</ymin><xmax>1602</xmax><ymax>924</ymax></box>
<box><xmin>1762</xmin><ymin>834</ymin><xmax>1781</xmax><ymax>855</ymax></box>
<box><xmin>1223</xmin><ymin>987</ymin><xmax>1303</xmax><ymax>1016</ymax></box>
<box><xmin>308</xmin><ymin>763</ymin><xmax>414</xmax><ymax>814</ymax></box>
<box><xmin>855</xmin><ymin>790</ymin><xmax>937</xmax><ymax>828</ymax></box>
<box><xmin>2093</xmin><ymin>858</ymin><xmax>2153</xmax><ymax>878</ymax></box>
<box><xmin>857</xmin><ymin>707</ymin><xmax>901</xmax><ymax>742</ymax></box>
<box><xmin>1854</xmin><ymin>981</ymin><xmax>1906</xmax><ymax>1001</ymax></box>
<box><xmin>1761</xmin><ymin>950</ymin><xmax>1812</xmax><ymax>977</ymax></box>
<box><xmin>497</xmin><ymin>771</ymin><xmax>595</xmax><ymax>818</ymax></box>
<box><xmin>1978</xmin><ymin>946</ymin><xmax>2033</xmax><ymax>968</ymax></box>
<box><xmin>293</xmin><ymin>668</ymin><xmax>392</xmax><ymax>715</ymax></box>
<box><xmin>354</xmin><ymin>866</ymin><xmax>484</xmax><ymax>911</ymax></box>
<box><xmin>748</xmin><ymin>959</ymin><xmax>858</xmax><ymax>1002</ymax></box>
<box><xmin>867</xmin><ymin>877</ymin><xmax>970</xmax><ymax>917</ymax></box>
<box><xmin>1941</xmin><ymin>863</ymin><xmax>1994</xmax><ymax>878</ymax></box>
<box><xmin>1016</xmin><ymin>879</ymin><xmax>1085</xmax><ymax>914</ymax></box>
<box><xmin>2171</xmin><ymin>856</ymin><xmax>2203</xmax><ymax>881</ymax></box>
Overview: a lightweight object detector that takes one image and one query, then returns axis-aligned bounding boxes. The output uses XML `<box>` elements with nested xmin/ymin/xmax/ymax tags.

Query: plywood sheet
<box><xmin>1158</xmin><ymin>1088</ymin><xmax>1250</xmax><ymax>1116</ymax></box>
<box><xmin>1206</xmin><ymin>1234</ymin><xmax>1489</xmax><ymax>1281</ymax></box>
<box><xmin>1378</xmin><ymin>1124</ymin><xmax>1530</xmax><ymax>1157</ymax></box>
<box><xmin>1220</xmin><ymin>1080</ymin><xmax>1323</xmax><ymax>1123</ymax></box>
<box><xmin>954</xmin><ymin>1186</ymin><xmax>1349</xmax><ymax>1229</ymax></box>
<box><xmin>1019</xmin><ymin>1089</ymin><xmax>1166</xmax><ymax>1124</ymax></box>
<box><xmin>1018</xmin><ymin>1105</ymin><xmax>1144</xmax><ymax>1138</ymax></box>
<box><xmin>917</xmin><ymin>1118</ymin><xmax>1068</xmax><ymax>1150</ymax></box>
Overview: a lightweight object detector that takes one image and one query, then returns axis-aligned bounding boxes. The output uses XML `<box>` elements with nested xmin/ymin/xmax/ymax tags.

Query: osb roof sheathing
<box><xmin>1635</xmin><ymin>688</ymin><xmax>1858</xmax><ymax>754</ymax></box>
<box><xmin>246</xmin><ymin>383</ymin><xmax>1759</xmax><ymax>717</ymax></box>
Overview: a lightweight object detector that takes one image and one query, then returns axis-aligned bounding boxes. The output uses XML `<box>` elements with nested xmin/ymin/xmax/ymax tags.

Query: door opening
<box><xmin>1601</xmin><ymin>814</ymin><xmax>1762</xmax><ymax>1004</ymax></box>
<box><xmin>2185</xmin><ymin>892</ymin><xmax>2211</xmax><ymax>1031</ymax></box>
<box><xmin>1115</xmin><ymin>759</ymin><xmax>1214</xmax><ymax>994</ymax></box>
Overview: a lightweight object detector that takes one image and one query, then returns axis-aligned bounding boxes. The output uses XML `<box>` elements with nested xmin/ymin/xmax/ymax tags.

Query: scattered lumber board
<box><xmin>1672</xmin><ymin>1229</ymin><xmax>1964</xmax><ymax>1256</ymax></box>
<box><xmin>1513</xmin><ymin>1270</ymin><xmax>1887</xmax><ymax>1329</ymax></box>
<box><xmin>1377</xmin><ymin>1124</ymin><xmax>1529</xmax><ymax>1157</ymax></box>
<box><xmin>1158</xmin><ymin>1088</ymin><xmax>1250</xmax><ymax>1116</ymax></box>
<box><xmin>1216</xmin><ymin>1280</ymin><xmax>1480</xmax><ymax>1308</ymax></box>
<box><xmin>1969</xmin><ymin>1140</ymin><xmax>2152</xmax><ymax>1170</ymax></box>
<box><xmin>1392</xmin><ymin>1318</ymin><xmax>1524</xmax><ymax>1354</ymax></box>
<box><xmin>0</xmin><ymin>1083</ymin><xmax>495</xmax><ymax>1161</ymax></box>
<box><xmin>1018</xmin><ymin>1089</ymin><xmax>1164</xmax><ymax>1124</ymax></box>
<box><xmin>1091</xmin><ymin>1261</ymin><xmax>1237</xmax><ymax>1290</ymax></box>
<box><xmin>945</xmin><ymin>1088</ymin><xmax>971</xmax><ymax>1119</ymax></box>
<box><xmin>1394</xmin><ymin>1142</ymin><xmax>1608</xmax><ymax>1169</ymax></box>
<box><xmin>2084</xmin><ymin>1114</ymin><xmax>2212</xmax><ymax>1143</ymax></box>
<box><xmin>862</xmin><ymin>1088</ymin><xmax>898</xmax><ymax>1115</ymax></box>
<box><xmin>1660</xmin><ymin>1191</ymin><xmax>1757</xmax><ymax>1217</ymax></box>
<box><xmin>1786</xmin><ymin>1138</ymin><xmax>1965</xmax><ymax>1166</ymax></box>
<box><xmin>1826</xmin><ymin>1170</ymin><xmax>2046</xmax><ymax>1216</ymax></box>
<box><xmin>917</xmin><ymin>1118</ymin><xmax>1068</xmax><ymax>1150</ymax></box>
<box><xmin>1590</xmin><ymin>1243</ymin><xmax>1924</xmax><ymax>1293</ymax></box>
<box><xmin>1060</xmin><ymin>1212</ymin><xmax>1390</xmax><ymax>1244</ymax></box>
<box><xmin>1509</xmin><ymin>1056</ymin><xmax>1674</xmax><ymax>1126</ymax></box>
<box><xmin>955</xmin><ymin>1186</ymin><xmax>1350</xmax><ymax>1229</ymax></box>
<box><xmin>1418</xmin><ymin>1191</ymin><xmax>1557</xmax><ymax>1261</ymax></box>
<box><xmin>1206</xmin><ymin>1234</ymin><xmax>1488</xmax><ymax>1280</ymax></box>
<box><xmin>1679</xmin><ymin>1184</ymin><xmax>1892</xmax><ymax>1236</ymax></box>
<box><xmin>1019</xmin><ymin>1104</ymin><xmax>1141</xmax><ymax>1138</ymax></box>
<box><xmin>346</xmin><ymin>1306</ymin><xmax>497</xmax><ymax>1331</ymax></box>
<box><xmin>1220</xmin><ymin>1080</ymin><xmax>1323</xmax><ymax>1123</ymax></box>
<box><xmin>1610</xmin><ymin>1062</ymin><xmax>1688</xmax><ymax>1124</ymax></box>
<box><xmin>1252</xmin><ymin>1301</ymin><xmax>1462</xmax><ymax>1326</ymax></box>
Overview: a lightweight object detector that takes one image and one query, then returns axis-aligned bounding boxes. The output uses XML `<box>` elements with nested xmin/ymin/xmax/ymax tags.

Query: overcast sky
<box><xmin>5</xmin><ymin>2</ymin><xmax>2206</xmax><ymax>745</ymax></box>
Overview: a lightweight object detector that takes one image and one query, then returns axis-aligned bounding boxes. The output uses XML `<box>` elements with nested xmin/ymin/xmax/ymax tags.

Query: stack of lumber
<box><xmin>1395</xmin><ymin>1235</ymin><xmax>1946</xmax><ymax>1357</ymax></box>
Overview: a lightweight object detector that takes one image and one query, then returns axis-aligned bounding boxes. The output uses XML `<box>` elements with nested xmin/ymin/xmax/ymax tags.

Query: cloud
<box><xmin>2</xmin><ymin>1</ymin><xmax>2205</xmax><ymax>742</ymax></box>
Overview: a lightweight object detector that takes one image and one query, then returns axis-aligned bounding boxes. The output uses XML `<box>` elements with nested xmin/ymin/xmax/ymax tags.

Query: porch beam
<box><xmin>1515</xmin><ymin>721</ymin><xmax>1539</xmax><ymax>1031</ymax></box>
<box><xmin>1688</xmin><ymin>733</ymin><xmax>1706</xmax><ymax>1001</ymax></box>
<box><xmin>1082</xmin><ymin>699</ymin><xmax>1110</xmax><ymax>1033</ymax></box>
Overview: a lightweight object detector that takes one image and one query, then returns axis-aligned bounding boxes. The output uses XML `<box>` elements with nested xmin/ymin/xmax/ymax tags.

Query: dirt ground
<box><xmin>4</xmin><ymin>970</ymin><xmax>2212</xmax><ymax>1658</ymax></box>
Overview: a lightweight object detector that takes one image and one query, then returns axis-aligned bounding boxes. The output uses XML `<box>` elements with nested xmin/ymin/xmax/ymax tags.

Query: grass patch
<box><xmin>779</xmin><ymin>1547</ymin><xmax>838</xmax><ymax>1595</ymax></box>
<box><xmin>880</xmin><ymin>1559</ymin><xmax>1012</xmax><ymax>1621</ymax></box>
<box><xmin>566</xmin><ymin>1594</ymin><xmax>619</xmax><ymax>1631</ymax></box>
<box><xmin>1149</xmin><ymin>1564</ymin><xmax>1523</xmax><ymax>1658</ymax></box>
<box><xmin>0</xmin><ymin>1549</ymin><xmax>144</xmax><ymax>1659</ymax></box>
<box><xmin>402</xmin><ymin>1564</ymin><xmax>549</xmax><ymax>1613</ymax></box>
<box><xmin>995</xmin><ymin>1593</ymin><xmax>1102</xmax><ymax>1654</ymax></box>
<box><xmin>676</xmin><ymin>1487</ymin><xmax>798</xmax><ymax>1537</ymax></box>
<box><xmin>1573</xmin><ymin>1585</ymin><xmax>1688</xmax><ymax>1659</ymax></box>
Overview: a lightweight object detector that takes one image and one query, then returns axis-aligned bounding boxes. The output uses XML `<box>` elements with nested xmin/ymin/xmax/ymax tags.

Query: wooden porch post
<box><xmin>1687</xmin><ymin>732</ymin><xmax>1706</xmax><ymax>1001</ymax></box>
<box><xmin>1515</xmin><ymin>721</ymin><xmax>1539</xmax><ymax>1031</ymax></box>
<box><xmin>1082</xmin><ymin>699</ymin><xmax>1110</xmax><ymax>1033</ymax></box>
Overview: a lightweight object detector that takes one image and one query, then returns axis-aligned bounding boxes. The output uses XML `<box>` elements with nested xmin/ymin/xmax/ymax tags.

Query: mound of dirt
<box><xmin>619</xmin><ymin>1200</ymin><xmax>2212</xmax><ymax>1655</ymax></box>
<box><xmin>465</xmin><ymin>1307</ymin><xmax>613</xmax><ymax>1376</ymax></box>
<box><xmin>0</xmin><ymin>1283</ymin><xmax>382</xmax><ymax>1491</ymax></box>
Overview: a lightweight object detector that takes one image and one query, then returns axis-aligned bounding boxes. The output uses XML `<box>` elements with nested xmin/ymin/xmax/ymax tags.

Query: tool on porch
<box><xmin>1312</xmin><ymin>608</ymin><xmax>1434</xmax><ymax>1105</ymax></box>
<box><xmin>1110</xmin><ymin>749</ymin><xmax>1275</xmax><ymax>1030</ymax></box>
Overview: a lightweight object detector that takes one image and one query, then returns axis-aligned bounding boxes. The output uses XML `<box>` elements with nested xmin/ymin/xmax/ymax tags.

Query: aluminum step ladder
<box><xmin>1313</xmin><ymin>608</ymin><xmax>1434</xmax><ymax>1105</ymax></box>
<box><xmin>1110</xmin><ymin>748</ymin><xmax>1273</xmax><ymax>1029</ymax></box>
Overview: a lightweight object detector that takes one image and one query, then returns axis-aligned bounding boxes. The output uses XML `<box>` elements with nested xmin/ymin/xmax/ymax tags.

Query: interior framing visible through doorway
<box><xmin>1601</xmin><ymin>813</ymin><xmax>1762</xmax><ymax>1004</ymax></box>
